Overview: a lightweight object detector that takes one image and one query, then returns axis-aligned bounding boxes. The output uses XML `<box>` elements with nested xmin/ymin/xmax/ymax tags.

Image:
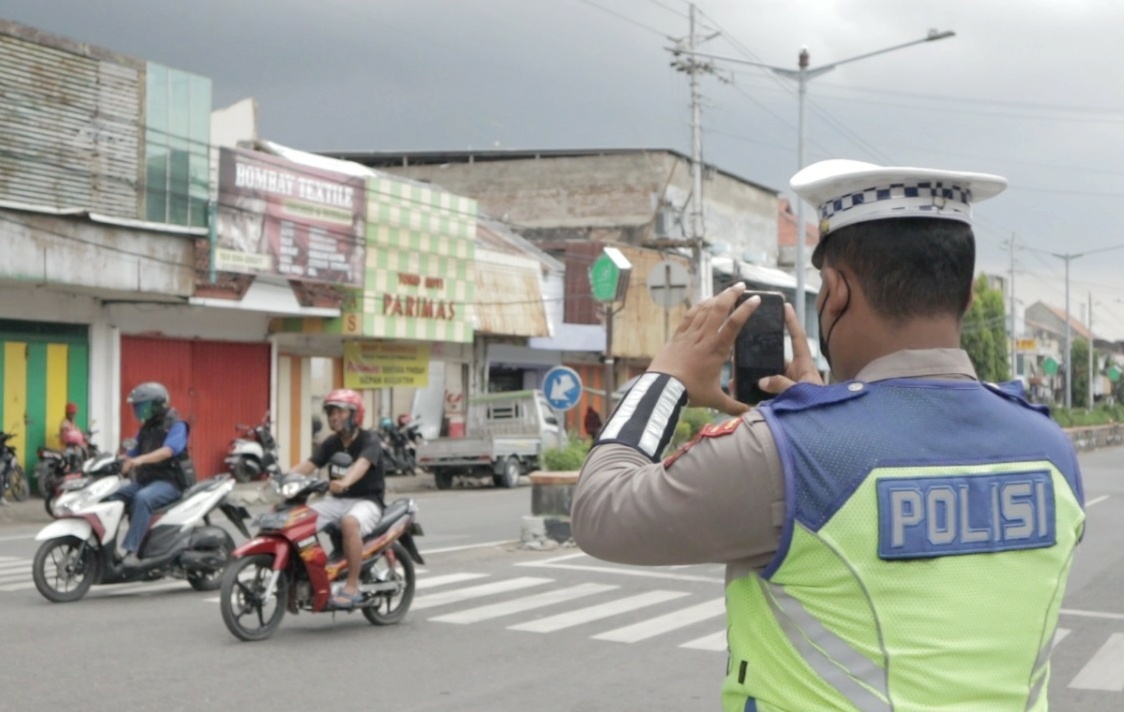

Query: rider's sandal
<box><xmin>329</xmin><ymin>590</ymin><xmax>363</xmax><ymax>610</ymax></box>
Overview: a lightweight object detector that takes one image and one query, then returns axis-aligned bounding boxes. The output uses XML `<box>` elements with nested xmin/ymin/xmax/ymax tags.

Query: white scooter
<box><xmin>32</xmin><ymin>453</ymin><xmax>252</xmax><ymax>603</ymax></box>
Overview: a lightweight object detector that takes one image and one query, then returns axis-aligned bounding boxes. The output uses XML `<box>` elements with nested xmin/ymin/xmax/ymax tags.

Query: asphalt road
<box><xmin>0</xmin><ymin>450</ymin><xmax>1119</xmax><ymax>711</ymax></box>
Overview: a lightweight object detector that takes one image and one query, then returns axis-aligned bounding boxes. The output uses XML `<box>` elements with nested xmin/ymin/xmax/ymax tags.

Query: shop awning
<box><xmin>473</xmin><ymin>248</ymin><xmax>549</xmax><ymax>337</ymax></box>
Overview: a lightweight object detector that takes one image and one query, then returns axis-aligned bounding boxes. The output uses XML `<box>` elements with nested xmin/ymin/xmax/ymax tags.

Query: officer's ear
<box><xmin>819</xmin><ymin>267</ymin><xmax>851</xmax><ymax>318</ymax></box>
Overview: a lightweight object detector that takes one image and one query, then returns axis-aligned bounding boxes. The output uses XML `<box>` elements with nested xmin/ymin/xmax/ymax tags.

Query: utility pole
<box><xmin>1009</xmin><ymin>234</ymin><xmax>1017</xmax><ymax>379</ymax></box>
<box><xmin>670</xmin><ymin>4</ymin><xmax>715</xmax><ymax>304</ymax></box>
<box><xmin>1089</xmin><ymin>292</ymin><xmax>1094</xmax><ymax>410</ymax></box>
<box><xmin>1064</xmin><ymin>256</ymin><xmax>1072</xmax><ymax>409</ymax></box>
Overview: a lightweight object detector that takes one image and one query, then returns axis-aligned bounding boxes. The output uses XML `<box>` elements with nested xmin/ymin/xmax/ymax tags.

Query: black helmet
<box><xmin>127</xmin><ymin>382</ymin><xmax>169</xmax><ymax>423</ymax></box>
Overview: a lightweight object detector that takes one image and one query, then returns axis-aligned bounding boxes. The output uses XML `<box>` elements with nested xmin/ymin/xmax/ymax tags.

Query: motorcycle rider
<box><xmin>290</xmin><ymin>388</ymin><xmax>386</xmax><ymax>609</ymax></box>
<box><xmin>110</xmin><ymin>382</ymin><xmax>190</xmax><ymax>569</ymax></box>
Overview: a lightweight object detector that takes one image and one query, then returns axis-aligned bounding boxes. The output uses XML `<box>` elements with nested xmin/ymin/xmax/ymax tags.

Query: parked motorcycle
<box><xmin>32</xmin><ymin>457</ymin><xmax>252</xmax><ymax>603</ymax></box>
<box><xmin>224</xmin><ymin>413</ymin><xmax>280</xmax><ymax>484</ymax></box>
<box><xmin>0</xmin><ymin>425</ymin><xmax>30</xmax><ymax>503</ymax></box>
<box><xmin>219</xmin><ymin>453</ymin><xmax>424</xmax><ymax>641</ymax></box>
<box><xmin>38</xmin><ymin>430</ymin><xmax>101</xmax><ymax>516</ymax></box>
<box><xmin>379</xmin><ymin>414</ymin><xmax>423</xmax><ymax>476</ymax></box>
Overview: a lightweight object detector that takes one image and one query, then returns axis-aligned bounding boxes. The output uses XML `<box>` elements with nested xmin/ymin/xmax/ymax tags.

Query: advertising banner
<box><xmin>343</xmin><ymin>341</ymin><xmax>430</xmax><ymax>389</ymax></box>
<box><xmin>215</xmin><ymin>147</ymin><xmax>365</xmax><ymax>285</ymax></box>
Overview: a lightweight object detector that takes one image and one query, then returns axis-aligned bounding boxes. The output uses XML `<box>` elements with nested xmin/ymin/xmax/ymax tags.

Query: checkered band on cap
<box><xmin>818</xmin><ymin>181</ymin><xmax>973</xmax><ymax>234</ymax></box>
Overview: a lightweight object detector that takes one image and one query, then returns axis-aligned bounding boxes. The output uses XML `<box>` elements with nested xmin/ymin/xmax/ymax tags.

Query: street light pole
<box><xmin>672</xmin><ymin>30</ymin><xmax>955</xmax><ymax>329</ymax></box>
<box><xmin>1046</xmin><ymin>242</ymin><xmax>1124</xmax><ymax>408</ymax></box>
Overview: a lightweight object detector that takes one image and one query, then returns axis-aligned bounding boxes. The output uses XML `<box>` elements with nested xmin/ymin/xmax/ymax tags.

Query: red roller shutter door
<box><xmin>120</xmin><ymin>337</ymin><xmax>269</xmax><ymax>479</ymax></box>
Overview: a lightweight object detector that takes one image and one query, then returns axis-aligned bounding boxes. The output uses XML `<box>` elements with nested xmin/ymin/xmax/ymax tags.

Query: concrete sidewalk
<box><xmin>0</xmin><ymin>470</ymin><xmax>438</xmax><ymax>529</ymax></box>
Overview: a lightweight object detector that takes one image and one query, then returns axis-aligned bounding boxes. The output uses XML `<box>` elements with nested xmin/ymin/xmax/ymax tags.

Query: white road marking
<box><xmin>96</xmin><ymin>581</ymin><xmax>194</xmax><ymax>598</ymax></box>
<box><xmin>1069</xmin><ymin>632</ymin><xmax>1124</xmax><ymax>691</ymax></box>
<box><xmin>420</xmin><ymin>540</ymin><xmax>517</xmax><ymax>555</ymax></box>
<box><xmin>411</xmin><ymin>577</ymin><xmax>552</xmax><ymax>611</ymax></box>
<box><xmin>516</xmin><ymin>559</ymin><xmax>724</xmax><ymax>585</ymax></box>
<box><xmin>431</xmin><ymin>583</ymin><xmax>618</xmax><ymax>624</ymax></box>
<box><xmin>1060</xmin><ymin>608</ymin><xmax>1124</xmax><ymax>621</ymax></box>
<box><xmin>0</xmin><ymin>581</ymin><xmax>35</xmax><ymax>592</ymax></box>
<box><xmin>594</xmin><ymin>598</ymin><xmax>727</xmax><ymax>643</ymax></box>
<box><xmin>415</xmin><ymin>572</ymin><xmax>490</xmax><ymax>590</ymax></box>
<box><xmin>1054</xmin><ymin>627</ymin><xmax>1072</xmax><ymax>647</ymax></box>
<box><xmin>0</xmin><ymin>535</ymin><xmax>37</xmax><ymax>543</ymax></box>
<box><xmin>510</xmin><ymin>590</ymin><xmax>690</xmax><ymax>634</ymax></box>
<box><xmin>1086</xmin><ymin>495</ymin><xmax>1110</xmax><ymax>507</ymax></box>
<box><xmin>680</xmin><ymin>630</ymin><xmax>728</xmax><ymax>651</ymax></box>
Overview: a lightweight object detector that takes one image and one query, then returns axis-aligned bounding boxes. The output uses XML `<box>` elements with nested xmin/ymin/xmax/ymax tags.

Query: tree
<box><xmin>961</xmin><ymin>275</ymin><xmax>1010</xmax><ymax>382</ymax></box>
<box><xmin>1070</xmin><ymin>337</ymin><xmax>1090</xmax><ymax>409</ymax></box>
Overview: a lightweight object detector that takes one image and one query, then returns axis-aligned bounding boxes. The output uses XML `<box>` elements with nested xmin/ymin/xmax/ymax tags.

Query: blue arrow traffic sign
<box><xmin>543</xmin><ymin>366</ymin><xmax>583</xmax><ymax>411</ymax></box>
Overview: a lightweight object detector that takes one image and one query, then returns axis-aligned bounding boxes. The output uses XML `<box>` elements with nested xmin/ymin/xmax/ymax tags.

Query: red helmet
<box><xmin>65</xmin><ymin>402</ymin><xmax>78</xmax><ymax>416</ymax></box>
<box><xmin>323</xmin><ymin>389</ymin><xmax>365</xmax><ymax>432</ymax></box>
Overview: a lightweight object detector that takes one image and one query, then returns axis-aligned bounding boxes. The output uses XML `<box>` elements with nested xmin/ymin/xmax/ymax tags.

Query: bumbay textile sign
<box><xmin>343</xmin><ymin>341</ymin><xmax>430</xmax><ymax>389</ymax></box>
<box><xmin>215</xmin><ymin>147</ymin><xmax>366</xmax><ymax>286</ymax></box>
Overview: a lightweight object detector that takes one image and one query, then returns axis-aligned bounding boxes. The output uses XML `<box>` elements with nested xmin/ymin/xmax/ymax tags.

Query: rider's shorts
<box><xmin>310</xmin><ymin>497</ymin><xmax>382</xmax><ymax>537</ymax></box>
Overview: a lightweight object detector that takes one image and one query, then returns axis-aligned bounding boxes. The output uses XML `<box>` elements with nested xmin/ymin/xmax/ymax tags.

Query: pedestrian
<box><xmin>571</xmin><ymin>159</ymin><xmax>1085</xmax><ymax>711</ymax></box>
<box><xmin>582</xmin><ymin>405</ymin><xmax>602</xmax><ymax>442</ymax></box>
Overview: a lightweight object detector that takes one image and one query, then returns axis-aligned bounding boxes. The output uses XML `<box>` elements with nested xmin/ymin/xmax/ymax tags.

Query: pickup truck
<box><xmin>416</xmin><ymin>389</ymin><xmax>568</xmax><ymax>489</ymax></box>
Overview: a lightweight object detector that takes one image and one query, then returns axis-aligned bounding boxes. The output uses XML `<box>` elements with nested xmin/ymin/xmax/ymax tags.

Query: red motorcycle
<box><xmin>219</xmin><ymin>454</ymin><xmax>425</xmax><ymax>642</ymax></box>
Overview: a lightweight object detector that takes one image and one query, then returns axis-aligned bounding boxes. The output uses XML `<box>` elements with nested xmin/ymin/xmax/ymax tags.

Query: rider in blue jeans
<box><xmin>110</xmin><ymin>382</ymin><xmax>188</xmax><ymax>569</ymax></box>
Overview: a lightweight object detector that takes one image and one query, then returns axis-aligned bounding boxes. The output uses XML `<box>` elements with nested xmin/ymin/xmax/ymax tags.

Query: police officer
<box><xmin>112</xmin><ymin>382</ymin><xmax>191</xmax><ymax>569</ymax></box>
<box><xmin>572</xmin><ymin>160</ymin><xmax>1085</xmax><ymax>711</ymax></box>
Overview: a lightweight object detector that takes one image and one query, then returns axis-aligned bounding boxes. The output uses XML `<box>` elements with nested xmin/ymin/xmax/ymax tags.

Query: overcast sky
<box><xmin>9</xmin><ymin>0</ymin><xmax>1124</xmax><ymax>337</ymax></box>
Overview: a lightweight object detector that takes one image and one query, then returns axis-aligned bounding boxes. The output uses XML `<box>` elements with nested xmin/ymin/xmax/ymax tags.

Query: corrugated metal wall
<box><xmin>120</xmin><ymin>337</ymin><xmax>269</xmax><ymax>479</ymax></box>
<box><xmin>0</xmin><ymin>29</ymin><xmax>142</xmax><ymax>217</ymax></box>
<box><xmin>0</xmin><ymin>320</ymin><xmax>89</xmax><ymax>480</ymax></box>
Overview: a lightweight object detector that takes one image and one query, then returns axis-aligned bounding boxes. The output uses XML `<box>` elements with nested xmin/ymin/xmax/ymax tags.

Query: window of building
<box><xmin>145</xmin><ymin>63</ymin><xmax>211</xmax><ymax>227</ymax></box>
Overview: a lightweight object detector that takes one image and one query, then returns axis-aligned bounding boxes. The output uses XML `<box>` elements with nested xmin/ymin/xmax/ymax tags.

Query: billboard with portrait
<box><xmin>215</xmin><ymin>147</ymin><xmax>365</xmax><ymax>286</ymax></box>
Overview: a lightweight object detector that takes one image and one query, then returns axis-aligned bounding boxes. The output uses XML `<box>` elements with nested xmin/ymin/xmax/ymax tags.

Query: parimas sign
<box><xmin>215</xmin><ymin>148</ymin><xmax>366</xmax><ymax>286</ymax></box>
<box><xmin>343</xmin><ymin>341</ymin><xmax>430</xmax><ymax>389</ymax></box>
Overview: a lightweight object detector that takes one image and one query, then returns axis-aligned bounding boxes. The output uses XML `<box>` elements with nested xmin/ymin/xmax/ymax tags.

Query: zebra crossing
<box><xmin>410</xmin><ymin>567</ymin><xmax>1124</xmax><ymax>692</ymax></box>
<box><xmin>412</xmin><ymin>568</ymin><xmax>728</xmax><ymax>649</ymax></box>
<box><xmin>0</xmin><ymin>555</ymin><xmax>32</xmax><ymax>592</ymax></box>
<box><xmin>0</xmin><ymin>554</ymin><xmax>198</xmax><ymax>597</ymax></box>
<box><xmin>2</xmin><ymin>551</ymin><xmax>1123</xmax><ymax>692</ymax></box>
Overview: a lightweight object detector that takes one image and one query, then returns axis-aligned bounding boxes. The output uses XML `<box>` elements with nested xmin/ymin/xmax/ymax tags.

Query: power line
<box><xmin>640</xmin><ymin>0</ymin><xmax>690</xmax><ymax>19</ymax></box>
<box><xmin>572</xmin><ymin>0</ymin><xmax>674</xmax><ymax>39</ymax></box>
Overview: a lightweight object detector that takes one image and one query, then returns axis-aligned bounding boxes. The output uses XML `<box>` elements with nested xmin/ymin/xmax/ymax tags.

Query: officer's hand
<box><xmin>648</xmin><ymin>283</ymin><xmax>757</xmax><ymax>416</ymax></box>
<box><xmin>758</xmin><ymin>303</ymin><xmax>824</xmax><ymax>394</ymax></box>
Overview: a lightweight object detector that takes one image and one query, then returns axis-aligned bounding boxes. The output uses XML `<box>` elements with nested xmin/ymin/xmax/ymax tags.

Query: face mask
<box><xmin>133</xmin><ymin>401</ymin><xmax>154</xmax><ymax>423</ymax></box>
<box><xmin>818</xmin><ymin>272</ymin><xmax>851</xmax><ymax>370</ymax></box>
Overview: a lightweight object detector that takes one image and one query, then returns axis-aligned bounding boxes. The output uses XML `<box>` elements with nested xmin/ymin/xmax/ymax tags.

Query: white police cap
<box><xmin>791</xmin><ymin>159</ymin><xmax>1007</xmax><ymax>265</ymax></box>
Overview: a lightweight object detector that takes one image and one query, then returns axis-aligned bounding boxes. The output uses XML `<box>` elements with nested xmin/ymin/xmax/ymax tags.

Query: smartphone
<box><xmin>733</xmin><ymin>290</ymin><xmax>786</xmax><ymax>405</ymax></box>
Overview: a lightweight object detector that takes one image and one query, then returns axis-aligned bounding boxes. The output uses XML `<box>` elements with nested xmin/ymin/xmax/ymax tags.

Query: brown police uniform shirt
<box><xmin>571</xmin><ymin>349</ymin><xmax>978</xmax><ymax>586</ymax></box>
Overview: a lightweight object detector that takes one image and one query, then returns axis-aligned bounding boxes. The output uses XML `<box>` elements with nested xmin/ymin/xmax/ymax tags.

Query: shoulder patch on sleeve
<box><xmin>662</xmin><ymin>417</ymin><xmax>743</xmax><ymax>469</ymax></box>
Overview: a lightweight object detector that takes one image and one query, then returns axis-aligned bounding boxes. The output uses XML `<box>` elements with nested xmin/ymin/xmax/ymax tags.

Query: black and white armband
<box><xmin>595</xmin><ymin>373</ymin><xmax>687</xmax><ymax>462</ymax></box>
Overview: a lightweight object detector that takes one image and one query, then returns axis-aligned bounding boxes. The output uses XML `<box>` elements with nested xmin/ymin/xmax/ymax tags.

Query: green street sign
<box><xmin>1108</xmin><ymin>366</ymin><xmax>1121</xmax><ymax>383</ymax></box>
<box><xmin>589</xmin><ymin>247</ymin><xmax>632</xmax><ymax>302</ymax></box>
<box><xmin>1043</xmin><ymin>356</ymin><xmax>1059</xmax><ymax>376</ymax></box>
